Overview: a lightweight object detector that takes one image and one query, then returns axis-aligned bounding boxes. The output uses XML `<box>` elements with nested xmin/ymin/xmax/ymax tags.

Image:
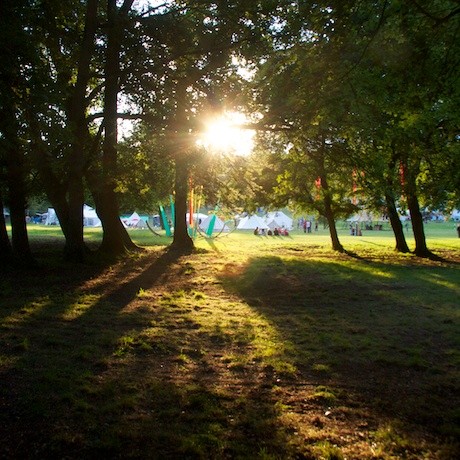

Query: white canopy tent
<box><xmin>45</xmin><ymin>208</ymin><xmax>59</xmax><ymax>225</ymax></box>
<box><xmin>265</xmin><ymin>218</ymin><xmax>282</xmax><ymax>230</ymax></box>
<box><xmin>45</xmin><ymin>205</ymin><xmax>102</xmax><ymax>227</ymax></box>
<box><xmin>264</xmin><ymin>211</ymin><xmax>293</xmax><ymax>230</ymax></box>
<box><xmin>346</xmin><ymin>211</ymin><xmax>379</xmax><ymax>223</ymax></box>
<box><xmin>199</xmin><ymin>215</ymin><xmax>230</xmax><ymax>233</ymax></box>
<box><xmin>83</xmin><ymin>205</ymin><xmax>102</xmax><ymax>227</ymax></box>
<box><xmin>186</xmin><ymin>212</ymin><xmax>208</xmax><ymax>224</ymax></box>
<box><xmin>125</xmin><ymin>211</ymin><xmax>148</xmax><ymax>228</ymax></box>
<box><xmin>237</xmin><ymin>215</ymin><xmax>269</xmax><ymax>230</ymax></box>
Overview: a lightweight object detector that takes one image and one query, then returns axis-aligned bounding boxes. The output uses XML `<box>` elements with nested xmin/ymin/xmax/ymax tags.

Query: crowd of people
<box><xmin>298</xmin><ymin>217</ymin><xmax>318</xmax><ymax>233</ymax></box>
<box><xmin>253</xmin><ymin>227</ymin><xmax>289</xmax><ymax>236</ymax></box>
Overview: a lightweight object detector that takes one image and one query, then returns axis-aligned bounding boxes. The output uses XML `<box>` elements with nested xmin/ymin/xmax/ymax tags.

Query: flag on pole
<box><xmin>159</xmin><ymin>205</ymin><xmax>171</xmax><ymax>237</ymax></box>
<box><xmin>206</xmin><ymin>214</ymin><xmax>217</xmax><ymax>237</ymax></box>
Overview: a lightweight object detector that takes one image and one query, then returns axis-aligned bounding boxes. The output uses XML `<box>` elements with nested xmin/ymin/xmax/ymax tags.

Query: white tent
<box><xmin>83</xmin><ymin>205</ymin><xmax>102</xmax><ymax>227</ymax></box>
<box><xmin>265</xmin><ymin>218</ymin><xmax>283</xmax><ymax>230</ymax></box>
<box><xmin>199</xmin><ymin>215</ymin><xmax>230</xmax><ymax>233</ymax></box>
<box><xmin>237</xmin><ymin>214</ymin><xmax>269</xmax><ymax>230</ymax></box>
<box><xmin>346</xmin><ymin>211</ymin><xmax>377</xmax><ymax>223</ymax></box>
<box><xmin>45</xmin><ymin>208</ymin><xmax>59</xmax><ymax>225</ymax></box>
<box><xmin>264</xmin><ymin>211</ymin><xmax>293</xmax><ymax>230</ymax></box>
<box><xmin>125</xmin><ymin>212</ymin><xmax>148</xmax><ymax>228</ymax></box>
<box><xmin>45</xmin><ymin>205</ymin><xmax>102</xmax><ymax>227</ymax></box>
<box><xmin>126</xmin><ymin>211</ymin><xmax>141</xmax><ymax>227</ymax></box>
<box><xmin>186</xmin><ymin>212</ymin><xmax>208</xmax><ymax>224</ymax></box>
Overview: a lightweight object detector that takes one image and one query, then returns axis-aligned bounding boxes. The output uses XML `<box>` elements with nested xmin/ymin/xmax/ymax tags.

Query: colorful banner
<box><xmin>206</xmin><ymin>214</ymin><xmax>217</xmax><ymax>237</ymax></box>
<box><xmin>169</xmin><ymin>195</ymin><xmax>175</xmax><ymax>229</ymax></box>
<box><xmin>159</xmin><ymin>205</ymin><xmax>171</xmax><ymax>237</ymax></box>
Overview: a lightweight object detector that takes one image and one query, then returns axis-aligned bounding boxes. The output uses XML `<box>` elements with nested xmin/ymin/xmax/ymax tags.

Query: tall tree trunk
<box><xmin>86</xmin><ymin>167</ymin><xmax>138</xmax><ymax>254</ymax></box>
<box><xmin>3</xmin><ymin>99</ymin><xmax>34</xmax><ymax>264</ymax></box>
<box><xmin>406</xmin><ymin>189</ymin><xmax>432</xmax><ymax>257</ymax></box>
<box><xmin>0</xmin><ymin>189</ymin><xmax>12</xmax><ymax>261</ymax></box>
<box><xmin>171</xmin><ymin>156</ymin><xmax>194</xmax><ymax>252</ymax></box>
<box><xmin>317</xmin><ymin>140</ymin><xmax>343</xmax><ymax>252</ymax></box>
<box><xmin>385</xmin><ymin>191</ymin><xmax>410</xmax><ymax>253</ymax></box>
<box><xmin>97</xmin><ymin>0</ymin><xmax>137</xmax><ymax>256</ymax></box>
<box><xmin>403</xmin><ymin>160</ymin><xmax>433</xmax><ymax>258</ymax></box>
<box><xmin>323</xmin><ymin>190</ymin><xmax>343</xmax><ymax>252</ymax></box>
<box><xmin>61</xmin><ymin>0</ymin><xmax>100</xmax><ymax>262</ymax></box>
<box><xmin>6</xmin><ymin>149</ymin><xmax>33</xmax><ymax>263</ymax></box>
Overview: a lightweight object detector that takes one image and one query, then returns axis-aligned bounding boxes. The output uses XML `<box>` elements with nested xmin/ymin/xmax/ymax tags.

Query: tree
<box><xmin>0</xmin><ymin>0</ymin><xmax>35</xmax><ymax>264</ymax></box>
<box><xmin>251</xmin><ymin>0</ymin><xmax>460</xmax><ymax>257</ymax></box>
<box><xmin>0</xmin><ymin>188</ymin><xmax>12</xmax><ymax>261</ymax></box>
<box><xmin>251</xmin><ymin>28</ymin><xmax>358</xmax><ymax>251</ymax></box>
<box><xmin>88</xmin><ymin>0</ymin><xmax>140</xmax><ymax>256</ymax></box>
<box><xmin>127</xmin><ymin>0</ymin><xmax>286</xmax><ymax>250</ymax></box>
<box><xmin>345</xmin><ymin>0</ymin><xmax>460</xmax><ymax>257</ymax></box>
<box><xmin>22</xmin><ymin>0</ymin><xmax>101</xmax><ymax>261</ymax></box>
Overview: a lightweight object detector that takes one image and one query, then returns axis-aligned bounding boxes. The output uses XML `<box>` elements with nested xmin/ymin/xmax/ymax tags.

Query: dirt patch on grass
<box><xmin>1</xmin><ymin>244</ymin><xmax>459</xmax><ymax>459</ymax></box>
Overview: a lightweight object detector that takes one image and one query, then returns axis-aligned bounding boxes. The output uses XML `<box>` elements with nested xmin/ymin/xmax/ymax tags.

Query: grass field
<box><xmin>1</xmin><ymin>222</ymin><xmax>459</xmax><ymax>459</ymax></box>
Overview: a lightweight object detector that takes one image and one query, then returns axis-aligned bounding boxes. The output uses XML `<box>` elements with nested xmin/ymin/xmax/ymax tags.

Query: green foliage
<box><xmin>117</xmin><ymin>128</ymin><xmax>174</xmax><ymax>213</ymax></box>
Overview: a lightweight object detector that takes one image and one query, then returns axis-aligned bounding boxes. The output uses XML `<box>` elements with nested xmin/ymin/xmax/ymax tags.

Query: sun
<box><xmin>199</xmin><ymin>111</ymin><xmax>255</xmax><ymax>156</ymax></box>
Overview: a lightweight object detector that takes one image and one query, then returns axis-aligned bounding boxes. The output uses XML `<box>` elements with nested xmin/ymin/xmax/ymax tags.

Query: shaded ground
<box><xmin>0</xmin><ymin>240</ymin><xmax>459</xmax><ymax>459</ymax></box>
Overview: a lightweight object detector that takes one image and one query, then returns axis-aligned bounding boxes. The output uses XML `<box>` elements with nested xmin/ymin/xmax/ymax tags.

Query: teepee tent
<box><xmin>264</xmin><ymin>211</ymin><xmax>293</xmax><ymax>230</ymax></box>
<box><xmin>237</xmin><ymin>215</ymin><xmax>269</xmax><ymax>230</ymax></box>
<box><xmin>265</xmin><ymin>218</ymin><xmax>282</xmax><ymax>230</ymax></box>
<box><xmin>45</xmin><ymin>208</ymin><xmax>59</xmax><ymax>225</ymax></box>
<box><xmin>83</xmin><ymin>205</ymin><xmax>102</xmax><ymax>227</ymax></box>
<box><xmin>199</xmin><ymin>215</ymin><xmax>230</xmax><ymax>233</ymax></box>
<box><xmin>186</xmin><ymin>212</ymin><xmax>208</xmax><ymax>224</ymax></box>
<box><xmin>126</xmin><ymin>212</ymin><xmax>141</xmax><ymax>227</ymax></box>
<box><xmin>44</xmin><ymin>205</ymin><xmax>101</xmax><ymax>227</ymax></box>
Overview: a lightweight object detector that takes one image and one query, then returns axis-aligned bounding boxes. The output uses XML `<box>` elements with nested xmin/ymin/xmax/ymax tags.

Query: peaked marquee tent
<box><xmin>45</xmin><ymin>205</ymin><xmax>102</xmax><ymax>227</ymax></box>
<box><xmin>199</xmin><ymin>215</ymin><xmax>230</xmax><ymax>233</ymax></box>
<box><xmin>237</xmin><ymin>215</ymin><xmax>269</xmax><ymax>230</ymax></box>
<box><xmin>264</xmin><ymin>211</ymin><xmax>293</xmax><ymax>230</ymax></box>
<box><xmin>45</xmin><ymin>208</ymin><xmax>59</xmax><ymax>225</ymax></box>
<box><xmin>83</xmin><ymin>205</ymin><xmax>102</xmax><ymax>227</ymax></box>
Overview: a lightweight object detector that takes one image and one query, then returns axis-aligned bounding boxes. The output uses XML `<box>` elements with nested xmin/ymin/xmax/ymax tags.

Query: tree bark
<box><xmin>385</xmin><ymin>191</ymin><xmax>410</xmax><ymax>253</ymax></box>
<box><xmin>406</xmin><ymin>189</ymin><xmax>432</xmax><ymax>257</ymax></box>
<box><xmin>323</xmin><ymin>189</ymin><xmax>343</xmax><ymax>252</ymax></box>
<box><xmin>403</xmin><ymin>159</ymin><xmax>433</xmax><ymax>258</ymax></box>
<box><xmin>317</xmin><ymin>140</ymin><xmax>343</xmax><ymax>252</ymax></box>
<box><xmin>97</xmin><ymin>0</ymin><xmax>138</xmax><ymax>256</ymax></box>
<box><xmin>28</xmin><ymin>115</ymin><xmax>76</xmax><ymax>250</ymax></box>
<box><xmin>61</xmin><ymin>0</ymin><xmax>100</xmax><ymax>261</ymax></box>
<box><xmin>3</xmin><ymin>99</ymin><xmax>34</xmax><ymax>264</ymax></box>
<box><xmin>170</xmin><ymin>155</ymin><xmax>194</xmax><ymax>252</ymax></box>
<box><xmin>0</xmin><ymin>189</ymin><xmax>12</xmax><ymax>261</ymax></box>
<box><xmin>6</xmin><ymin>147</ymin><xmax>33</xmax><ymax>263</ymax></box>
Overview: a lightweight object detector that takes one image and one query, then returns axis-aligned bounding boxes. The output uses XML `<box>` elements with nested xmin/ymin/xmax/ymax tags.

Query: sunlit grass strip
<box><xmin>60</xmin><ymin>294</ymin><xmax>102</xmax><ymax>321</ymax></box>
<box><xmin>2</xmin><ymin>296</ymin><xmax>52</xmax><ymax>326</ymax></box>
<box><xmin>135</xmin><ymin>289</ymin><xmax>301</xmax><ymax>375</ymax></box>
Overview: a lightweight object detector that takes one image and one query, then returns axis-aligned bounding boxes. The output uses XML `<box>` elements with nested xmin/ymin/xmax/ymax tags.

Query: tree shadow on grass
<box><xmin>0</xmin><ymin>248</ymin><xmax>184</xmax><ymax>457</ymax></box>
<box><xmin>218</xmin><ymin>255</ymin><xmax>460</xmax><ymax>456</ymax></box>
<box><xmin>0</xmin><ymin>248</ymin><xmax>296</xmax><ymax>458</ymax></box>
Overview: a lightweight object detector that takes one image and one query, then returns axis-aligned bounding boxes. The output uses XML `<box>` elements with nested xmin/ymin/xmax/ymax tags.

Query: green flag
<box><xmin>206</xmin><ymin>214</ymin><xmax>217</xmax><ymax>237</ymax></box>
<box><xmin>160</xmin><ymin>205</ymin><xmax>171</xmax><ymax>237</ymax></box>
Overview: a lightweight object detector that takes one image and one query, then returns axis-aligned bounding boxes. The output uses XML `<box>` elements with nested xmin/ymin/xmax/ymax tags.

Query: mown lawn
<box><xmin>1</xmin><ymin>224</ymin><xmax>459</xmax><ymax>459</ymax></box>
